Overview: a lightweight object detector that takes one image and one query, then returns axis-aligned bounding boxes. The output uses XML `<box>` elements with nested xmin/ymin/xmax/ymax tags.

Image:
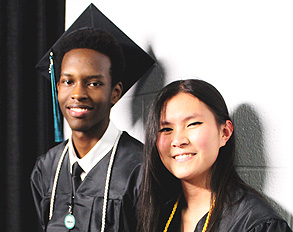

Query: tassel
<box><xmin>49</xmin><ymin>52</ymin><xmax>64</xmax><ymax>142</ymax></box>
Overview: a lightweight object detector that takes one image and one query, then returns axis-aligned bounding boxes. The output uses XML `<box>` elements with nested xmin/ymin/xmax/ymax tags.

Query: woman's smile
<box><xmin>156</xmin><ymin>92</ymin><xmax>225</xmax><ymax>182</ymax></box>
<box><xmin>173</xmin><ymin>153</ymin><xmax>196</xmax><ymax>162</ymax></box>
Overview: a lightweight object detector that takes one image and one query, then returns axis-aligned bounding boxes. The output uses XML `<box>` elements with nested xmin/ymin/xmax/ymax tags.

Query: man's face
<box><xmin>57</xmin><ymin>48</ymin><xmax>121</xmax><ymax>135</ymax></box>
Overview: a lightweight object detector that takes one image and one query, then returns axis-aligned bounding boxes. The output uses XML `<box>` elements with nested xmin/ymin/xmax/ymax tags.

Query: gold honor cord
<box><xmin>163</xmin><ymin>194</ymin><xmax>181</xmax><ymax>232</ymax></box>
<box><xmin>163</xmin><ymin>195</ymin><xmax>215</xmax><ymax>232</ymax></box>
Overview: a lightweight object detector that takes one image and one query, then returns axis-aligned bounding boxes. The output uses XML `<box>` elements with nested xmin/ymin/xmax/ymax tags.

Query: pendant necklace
<box><xmin>64</xmin><ymin>205</ymin><xmax>75</xmax><ymax>230</ymax></box>
<box><xmin>163</xmin><ymin>194</ymin><xmax>216</xmax><ymax>232</ymax></box>
<box><xmin>48</xmin><ymin>132</ymin><xmax>122</xmax><ymax>231</ymax></box>
<box><xmin>64</xmin><ymin>180</ymin><xmax>77</xmax><ymax>229</ymax></box>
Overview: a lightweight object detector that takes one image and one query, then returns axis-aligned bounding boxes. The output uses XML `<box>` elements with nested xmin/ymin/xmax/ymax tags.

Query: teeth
<box><xmin>70</xmin><ymin>108</ymin><xmax>88</xmax><ymax>112</ymax></box>
<box><xmin>174</xmin><ymin>154</ymin><xmax>194</xmax><ymax>160</ymax></box>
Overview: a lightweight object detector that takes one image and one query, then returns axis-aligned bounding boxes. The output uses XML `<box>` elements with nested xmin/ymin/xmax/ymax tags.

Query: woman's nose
<box><xmin>171</xmin><ymin>131</ymin><xmax>190</xmax><ymax>148</ymax></box>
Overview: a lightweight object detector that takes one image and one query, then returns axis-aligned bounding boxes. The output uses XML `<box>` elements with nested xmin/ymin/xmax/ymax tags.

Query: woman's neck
<box><xmin>180</xmin><ymin>180</ymin><xmax>213</xmax><ymax>232</ymax></box>
<box><xmin>182</xmin><ymin>180</ymin><xmax>212</xmax><ymax>209</ymax></box>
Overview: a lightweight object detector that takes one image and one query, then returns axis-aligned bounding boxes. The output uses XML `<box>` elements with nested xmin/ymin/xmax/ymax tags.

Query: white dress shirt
<box><xmin>68</xmin><ymin>121</ymin><xmax>121</xmax><ymax>181</ymax></box>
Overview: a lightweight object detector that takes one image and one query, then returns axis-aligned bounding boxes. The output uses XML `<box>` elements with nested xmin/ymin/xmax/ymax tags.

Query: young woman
<box><xmin>138</xmin><ymin>79</ymin><xmax>292</xmax><ymax>232</ymax></box>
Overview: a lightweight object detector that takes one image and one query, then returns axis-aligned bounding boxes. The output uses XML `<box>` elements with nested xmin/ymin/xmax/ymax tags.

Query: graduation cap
<box><xmin>36</xmin><ymin>3</ymin><xmax>155</xmax><ymax>142</ymax></box>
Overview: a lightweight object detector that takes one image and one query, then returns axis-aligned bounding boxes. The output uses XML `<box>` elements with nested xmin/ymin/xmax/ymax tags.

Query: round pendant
<box><xmin>64</xmin><ymin>214</ymin><xmax>75</xmax><ymax>229</ymax></box>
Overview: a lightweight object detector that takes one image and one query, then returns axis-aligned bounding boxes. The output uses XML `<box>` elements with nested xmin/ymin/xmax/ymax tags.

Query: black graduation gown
<box><xmin>161</xmin><ymin>188</ymin><xmax>292</xmax><ymax>232</ymax></box>
<box><xmin>31</xmin><ymin>132</ymin><xmax>142</xmax><ymax>232</ymax></box>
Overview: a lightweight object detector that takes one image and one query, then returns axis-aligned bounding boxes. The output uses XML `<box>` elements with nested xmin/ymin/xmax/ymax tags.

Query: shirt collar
<box><xmin>69</xmin><ymin>121</ymin><xmax>121</xmax><ymax>180</ymax></box>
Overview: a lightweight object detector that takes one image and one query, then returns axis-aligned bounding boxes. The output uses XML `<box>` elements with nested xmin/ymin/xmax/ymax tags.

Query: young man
<box><xmin>31</xmin><ymin>4</ymin><xmax>154</xmax><ymax>232</ymax></box>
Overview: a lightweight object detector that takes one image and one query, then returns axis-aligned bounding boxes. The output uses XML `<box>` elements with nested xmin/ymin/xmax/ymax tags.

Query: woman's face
<box><xmin>156</xmin><ymin>92</ymin><xmax>232</xmax><ymax>185</ymax></box>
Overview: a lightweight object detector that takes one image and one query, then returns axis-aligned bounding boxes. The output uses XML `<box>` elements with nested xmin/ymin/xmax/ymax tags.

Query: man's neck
<box><xmin>71</xmin><ymin>123</ymin><xmax>109</xmax><ymax>158</ymax></box>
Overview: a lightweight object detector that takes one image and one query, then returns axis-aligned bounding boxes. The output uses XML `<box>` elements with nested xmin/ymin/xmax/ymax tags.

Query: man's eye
<box><xmin>62</xmin><ymin>80</ymin><xmax>73</xmax><ymax>85</ymax></box>
<box><xmin>188</xmin><ymin>122</ymin><xmax>203</xmax><ymax>127</ymax></box>
<box><xmin>88</xmin><ymin>82</ymin><xmax>102</xmax><ymax>87</ymax></box>
<box><xmin>159</xmin><ymin>127</ymin><xmax>173</xmax><ymax>133</ymax></box>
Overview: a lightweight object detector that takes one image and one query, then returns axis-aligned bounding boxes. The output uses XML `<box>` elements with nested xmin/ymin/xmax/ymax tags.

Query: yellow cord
<box><xmin>163</xmin><ymin>196</ymin><xmax>215</xmax><ymax>232</ymax></box>
<box><xmin>163</xmin><ymin>194</ymin><xmax>181</xmax><ymax>232</ymax></box>
<box><xmin>202</xmin><ymin>199</ymin><xmax>215</xmax><ymax>232</ymax></box>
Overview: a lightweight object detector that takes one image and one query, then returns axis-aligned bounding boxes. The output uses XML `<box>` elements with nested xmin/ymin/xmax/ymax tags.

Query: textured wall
<box><xmin>66</xmin><ymin>0</ymin><xmax>293</xmax><ymax>227</ymax></box>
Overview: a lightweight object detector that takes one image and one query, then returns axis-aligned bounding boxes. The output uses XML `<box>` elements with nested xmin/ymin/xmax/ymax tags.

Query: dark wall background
<box><xmin>0</xmin><ymin>1</ymin><xmax>65</xmax><ymax>231</ymax></box>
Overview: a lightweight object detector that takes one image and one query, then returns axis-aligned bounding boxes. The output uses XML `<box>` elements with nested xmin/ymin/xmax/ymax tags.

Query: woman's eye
<box><xmin>188</xmin><ymin>122</ymin><xmax>203</xmax><ymax>127</ymax></box>
<box><xmin>159</xmin><ymin>127</ymin><xmax>173</xmax><ymax>133</ymax></box>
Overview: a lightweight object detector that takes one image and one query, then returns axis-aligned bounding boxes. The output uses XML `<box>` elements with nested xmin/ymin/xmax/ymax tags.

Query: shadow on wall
<box><xmin>130</xmin><ymin>45</ymin><xmax>166</xmax><ymax>126</ymax></box>
<box><xmin>232</xmin><ymin>103</ymin><xmax>293</xmax><ymax>227</ymax></box>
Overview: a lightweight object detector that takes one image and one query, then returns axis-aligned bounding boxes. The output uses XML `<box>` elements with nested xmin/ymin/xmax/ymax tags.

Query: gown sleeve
<box><xmin>249</xmin><ymin>218</ymin><xmax>292</xmax><ymax>232</ymax></box>
<box><xmin>30</xmin><ymin>142</ymin><xmax>67</xmax><ymax>232</ymax></box>
<box><xmin>30</xmin><ymin>156</ymin><xmax>48</xmax><ymax>232</ymax></box>
<box><xmin>218</xmin><ymin>189</ymin><xmax>293</xmax><ymax>232</ymax></box>
<box><xmin>121</xmin><ymin>164</ymin><xmax>142</xmax><ymax>231</ymax></box>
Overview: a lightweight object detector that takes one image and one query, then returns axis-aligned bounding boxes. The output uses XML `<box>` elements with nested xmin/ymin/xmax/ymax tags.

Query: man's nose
<box><xmin>71</xmin><ymin>83</ymin><xmax>88</xmax><ymax>101</ymax></box>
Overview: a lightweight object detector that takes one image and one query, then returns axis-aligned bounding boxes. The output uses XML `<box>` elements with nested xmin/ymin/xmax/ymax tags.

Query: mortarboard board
<box><xmin>36</xmin><ymin>3</ymin><xmax>155</xmax><ymax>142</ymax></box>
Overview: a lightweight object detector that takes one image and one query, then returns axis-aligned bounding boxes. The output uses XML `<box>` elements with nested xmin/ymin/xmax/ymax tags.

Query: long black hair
<box><xmin>138</xmin><ymin>79</ymin><xmax>250</xmax><ymax>232</ymax></box>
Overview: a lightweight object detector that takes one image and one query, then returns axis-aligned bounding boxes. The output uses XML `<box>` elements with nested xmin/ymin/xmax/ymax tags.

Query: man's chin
<box><xmin>68</xmin><ymin>123</ymin><xmax>90</xmax><ymax>133</ymax></box>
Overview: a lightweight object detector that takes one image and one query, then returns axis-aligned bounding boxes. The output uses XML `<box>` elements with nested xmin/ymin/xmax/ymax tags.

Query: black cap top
<box><xmin>36</xmin><ymin>3</ymin><xmax>155</xmax><ymax>96</ymax></box>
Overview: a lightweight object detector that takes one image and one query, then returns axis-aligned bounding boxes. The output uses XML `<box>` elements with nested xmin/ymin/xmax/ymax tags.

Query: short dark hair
<box><xmin>56</xmin><ymin>28</ymin><xmax>125</xmax><ymax>87</ymax></box>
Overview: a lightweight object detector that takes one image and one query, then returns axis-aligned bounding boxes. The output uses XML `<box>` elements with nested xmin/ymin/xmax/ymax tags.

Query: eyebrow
<box><xmin>60</xmin><ymin>73</ymin><xmax>105</xmax><ymax>79</ymax></box>
<box><xmin>160</xmin><ymin>114</ymin><xmax>201</xmax><ymax>126</ymax></box>
<box><xmin>86</xmin><ymin>75</ymin><xmax>105</xmax><ymax>80</ymax></box>
<box><xmin>60</xmin><ymin>72</ymin><xmax>71</xmax><ymax>77</ymax></box>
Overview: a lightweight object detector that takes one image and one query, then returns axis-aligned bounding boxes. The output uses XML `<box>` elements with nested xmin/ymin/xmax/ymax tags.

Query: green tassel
<box><xmin>49</xmin><ymin>52</ymin><xmax>63</xmax><ymax>142</ymax></box>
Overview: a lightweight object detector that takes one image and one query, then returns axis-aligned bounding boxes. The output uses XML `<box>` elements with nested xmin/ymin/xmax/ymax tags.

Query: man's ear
<box><xmin>220</xmin><ymin>120</ymin><xmax>233</xmax><ymax>147</ymax></box>
<box><xmin>111</xmin><ymin>82</ymin><xmax>123</xmax><ymax>105</ymax></box>
<box><xmin>57</xmin><ymin>81</ymin><xmax>60</xmax><ymax>92</ymax></box>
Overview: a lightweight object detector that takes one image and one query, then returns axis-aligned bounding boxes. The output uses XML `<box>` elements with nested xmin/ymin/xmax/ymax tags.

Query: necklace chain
<box><xmin>163</xmin><ymin>195</ymin><xmax>215</xmax><ymax>232</ymax></box>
